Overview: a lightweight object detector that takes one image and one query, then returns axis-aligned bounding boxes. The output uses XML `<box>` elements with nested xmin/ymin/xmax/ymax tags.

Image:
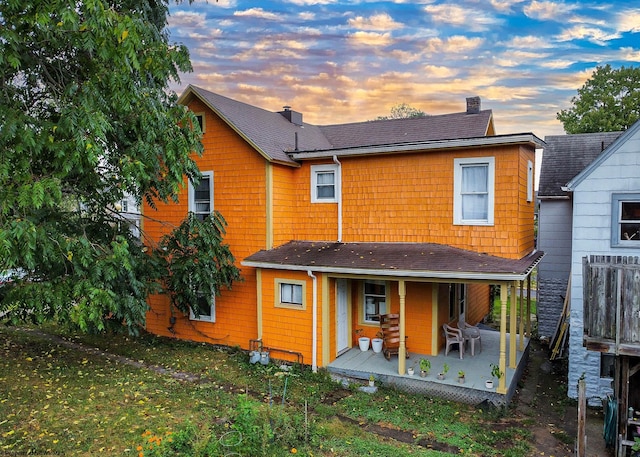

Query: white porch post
<box><xmin>398</xmin><ymin>279</ymin><xmax>407</xmax><ymax>375</ymax></box>
<box><xmin>498</xmin><ymin>283</ymin><xmax>508</xmax><ymax>394</ymax></box>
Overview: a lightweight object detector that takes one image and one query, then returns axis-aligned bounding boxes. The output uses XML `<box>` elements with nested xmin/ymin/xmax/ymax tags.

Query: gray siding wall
<box><xmin>568</xmin><ymin>133</ymin><xmax>640</xmax><ymax>401</ymax></box>
<box><xmin>537</xmin><ymin>199</ymin><xmax>572</xmax><ymax>339</ymax></box>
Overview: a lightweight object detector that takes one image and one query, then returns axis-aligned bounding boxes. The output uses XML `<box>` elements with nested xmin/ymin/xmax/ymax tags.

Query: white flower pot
<box><xmin>371</xmin><ymin>338</ymin><xmax>384</xmax><ymax>353</ymax></box>
<box><xmin>407</xmin><ymin>368</ymin><xmax>415</xmax><ymax>376</ymax></box>
<box><xmin>485</xmin><ymin>380</ymin><xmax>494</xmax><ymax>389</ymax></box>
<box><xmin>358</xmin><ymin>337</ymin><xmax>371</xmax><ymax>351</ymax></box>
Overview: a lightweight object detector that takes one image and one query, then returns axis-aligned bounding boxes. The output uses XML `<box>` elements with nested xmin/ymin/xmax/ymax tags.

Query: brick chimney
<box><xmin>278</xmin><ymin>106</ymin><xmax>303</xmax><ymax>126</ymax></box>
<box><xmin>466</xmin><ymin>96</ymin><xmax>481</xmax><ymax>114</ymax></box>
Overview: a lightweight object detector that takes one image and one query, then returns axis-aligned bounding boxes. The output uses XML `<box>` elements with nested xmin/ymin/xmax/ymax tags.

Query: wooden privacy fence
<box><xmin>583</xmin><ymin>255</ymin><xmax>640</xmax><ymax>354</ymax></box>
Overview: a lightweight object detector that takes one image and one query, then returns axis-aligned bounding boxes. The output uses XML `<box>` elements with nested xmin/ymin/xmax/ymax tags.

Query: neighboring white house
<box><xmin>537</xmin><ymin>132</ymin><xmax>622</xmax><ymax>342</ymax></box>
<box><xmin>558</xmin><ymin>121</ymin><xmax>640</xmax><ymax>402</ymax></box>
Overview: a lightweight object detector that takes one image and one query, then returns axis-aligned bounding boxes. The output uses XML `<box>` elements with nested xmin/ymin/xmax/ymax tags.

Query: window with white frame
<box><xmin>527</xmin><ymin>160</ymin><xmax>534</xmax><ymax>202</ymax></box>
<box><xmin>453</xmin><ymin>157</ymin><xmax>495</xmax><ymax>225</ymax></box>
<box><xmin>311</xmin><ymin>164</ymin><xmax>340</xmax><ymax>203</ymax></box>
<box><xmin>363</xmin><ymin>280</ymin><xmax>386</xmax><ymax>323</ymax></box>
<box><xmin>194</xmin><ymin>113</ymin><xmax>205</xmax><ymax>134</ymax></box>
<box><xmin>189</xmin><ymin>171</ymin><xmax>213</xmax><ymax>221</ymax></box>
<box><xmin>612</xmin><ymin>194</ymin><xmax>640</xmax><ymax>246</ymax></box>
<box><xmin>275</xmin><ymin>279</ymin><xmax>306</xmax><ymax>309</ymax></box>
<box><xmin>190</xmin><ymin>291</ymin><xmax>215</xmax><ymax>322</ymax></box>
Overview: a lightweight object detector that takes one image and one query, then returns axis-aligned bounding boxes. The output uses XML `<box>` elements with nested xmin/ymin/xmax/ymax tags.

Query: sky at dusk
<box><xmin>167</xmin><ymin>0</ymin><xmax>640</xmax><ymax>140</ymax></box>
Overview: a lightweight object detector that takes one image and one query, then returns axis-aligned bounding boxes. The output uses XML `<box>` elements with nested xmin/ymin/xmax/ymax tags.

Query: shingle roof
<box><xmin>182</xmin><ymin>86</ymin><xmax>495</xmax><ymax>165</ymax></box>
<box><xmin>243</xmin><ymin>241</ymin><xmax>543</xmax><ymax>281</ymax></box>
<box><xmin>186</xmin><ymin>86</ymin><xmax>332</xmax><ymax>165</ymax></box>
<box><xmin>538</xmin><ymin>131</ymin><xmax>623</xmax><ymax>197</ymax></box>
<box><xmin>319</xmin><ymin>111</ymin><xmax>494</xmax><ymax>149</ymax></box>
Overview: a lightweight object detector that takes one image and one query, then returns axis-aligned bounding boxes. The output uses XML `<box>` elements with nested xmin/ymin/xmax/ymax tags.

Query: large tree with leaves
<box><xmin>376</xmin><ymin>103</ymin><xmax>427</xmax><ymax>120</ymax></box>
<box><xmin>557</xmin><ymin>64</ymin><xmax>640</xmax><ymax>133</ymax></box>
<box><xmin>0</xmin><ymin>0</ymin><xmax>240</xmax><ymax>333</ymax></box>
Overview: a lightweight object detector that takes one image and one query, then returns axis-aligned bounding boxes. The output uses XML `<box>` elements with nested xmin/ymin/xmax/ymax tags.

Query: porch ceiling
<box><xmin>242</xmin><ymin>241</ymin><xmax>543</xmax><ymax>281</ymax></box>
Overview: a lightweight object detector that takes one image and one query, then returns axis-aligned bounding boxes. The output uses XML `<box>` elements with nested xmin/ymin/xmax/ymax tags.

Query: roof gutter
<box><xmin>241</xmin><ymin>259</ymin><xmax>543</xmax><ymax>282</ymax></box>
<box><xmin>290</xmin><ymin>133</ymin><xmax>545</xmax><ymax>161</ymax></box>
<box><xmin>333</xmin><ymin>155</ymin><xmax>342</xmax><ymax>242</ymax></box>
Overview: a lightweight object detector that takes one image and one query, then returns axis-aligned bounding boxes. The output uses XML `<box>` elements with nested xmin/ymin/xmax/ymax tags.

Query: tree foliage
<box><xmin>156</xmin><ymin>212</ymin><xmax>241</xmax><ymax>319</ymax></box>
<box><xmin>376</xmin><ymin>103</ymin><xmax>427</xmax><ymax>120</ymax></box>
<box><xmin>0</xmin><ymin>0</ymin><xmax>238</xmax><ymax>333</ymax></box>
<box><xmin>557</xmin><ymin>64</ymin><xmax>640</xmax><ymax>133</ymax></box>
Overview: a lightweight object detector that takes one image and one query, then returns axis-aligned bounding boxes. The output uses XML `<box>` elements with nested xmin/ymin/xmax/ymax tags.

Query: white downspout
<box><xmin>308</xmin><ymin>270</ymin><xmax>318</xmax><ymax>372</ymax></box>
<box><xmin>332</xmin><ymin>155</ymin><xmax>342</xmax><ymax>242</ymax></box>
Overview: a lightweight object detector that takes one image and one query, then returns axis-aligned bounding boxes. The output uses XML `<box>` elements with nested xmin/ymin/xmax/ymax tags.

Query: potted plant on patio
<box><xmin>457</xmin><ymin>370</ymin><xmax>465</xmax><ymax>384</ymax></box>
<box><xmin>355</xmin><ymin>329</ymin><xmax>370</xmax><ymax>351</ymax></box>
<box><xmin>369</xmin><ymin>374</ymin><xmax>375</xmax><ymax>387</ymax></box>
<box><xmin>437</xmin><ymin>363</ymin><xmax>450</xmax><ymax>380</ymax></box>
<box><xmin>371</xmin><ymin>331</ymin><xmax>384</xmax><ymax>353</ymax></box>
<box><xmin>486</xmin><ymin>363</ymin><xmax>503</xmax><ymax>389</ymax></box>
<box><xmin>407</xmin><ymin>363</ymin><xmax>415</xmax><ymax>376</ymax></box>
<box><xmin>419</xmin><ymin>358</ymin><xmax>431</xmax><ymax>377</ymax></box>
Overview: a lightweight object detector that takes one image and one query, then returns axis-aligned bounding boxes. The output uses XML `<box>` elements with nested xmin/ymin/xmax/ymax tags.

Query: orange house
<box><xmin>143</xmin><ymin>86</ymin><xmax>543</xmax><ymax>395</ymax></box>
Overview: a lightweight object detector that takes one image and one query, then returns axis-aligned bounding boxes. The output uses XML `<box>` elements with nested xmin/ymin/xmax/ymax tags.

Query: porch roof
<box><xmin>242</xmin><ymin>241</ymin><xmax>544</xmax><ymax>281</ymax></box>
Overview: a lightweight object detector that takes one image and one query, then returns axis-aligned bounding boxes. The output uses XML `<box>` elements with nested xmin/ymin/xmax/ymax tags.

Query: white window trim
<box><xmin>527</xmin><ymin>160</ymin><xmax>534</xmax><ymax>203</ymax></box>
<box><xmin>190</xmin><ymin>293</ymin><xmax>215</xmax><ymax>322</ymax></box>
<box><xmin>362</xmin><ymin>280</ymin><xmax>387</xmax><ymax>324</ymax></box>
<box><xmin>188</xmin><ymin>171</ymin><xmax>214</xmax><ymax>219</ymax></box>
<box><xmin>194</xmin><ymin>112</ymin><xmax>205</xmax><ymax>134</ymax></box>
<box><xmin>275</xmin><ymin>279</ymin><xmax>307</xmax><ymax>310</ymax></box>
<box><xmin>453</xmin><ymin>157</ymin><xmax>495</xmax><ymax>226</ymax></box>
<box><xmin>611</xmin><ymin>193</ymin><xmax>640</xmax><ymax>247</ymax></box>
<box><xmin>310</xmin><ymin>164</ymin><xmax>340</xmax><ymax>203</ymax></box>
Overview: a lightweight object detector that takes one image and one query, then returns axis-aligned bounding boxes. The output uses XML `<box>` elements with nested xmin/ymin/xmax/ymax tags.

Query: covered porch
<box><xmin>328</xmin><ymin>327</ymin><xmax>529</xmax><ymax>405</ymax></box>
<box><xmin>243</xmin><ymin>240</ymin><xmax>543</xmax><ymax>398</ymax></box>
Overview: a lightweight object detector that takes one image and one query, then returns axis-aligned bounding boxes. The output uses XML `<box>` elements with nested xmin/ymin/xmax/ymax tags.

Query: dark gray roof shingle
<box><xmin>189</xmin><ymin>86</ymin><xmax>332</xmax><ymax>165</ymax></box>
<box><xmin>243</xmin><ymin>241</ymin><xmax>543</xmax><ymax>280</ymax></box>
<box><xmin>319</xmin><ymin>110</ymin><xmax>493</xmax><ymax>149</ymax></box>
<box><xmin>186</xmin><ymin>86</ymin><xmax>495</xmax><ymax>164</ymax></box>
<box><xmin>538</xmin><ymin>131</ymin><xmax>623</xmax><ymax>197</ymax></box>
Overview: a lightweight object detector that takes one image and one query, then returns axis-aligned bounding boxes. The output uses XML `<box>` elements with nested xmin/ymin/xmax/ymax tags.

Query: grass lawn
<box><xmin>0</xmin><ymin>325</ymin><xmax>533</xmax><ymax>456</ymax></box>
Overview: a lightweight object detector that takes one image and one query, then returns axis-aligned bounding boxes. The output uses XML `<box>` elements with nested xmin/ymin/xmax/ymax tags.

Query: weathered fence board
<box><xmin>583</xmin><ymin>256</ymin><xmax>640</xmax><ymax>349</ymax></box>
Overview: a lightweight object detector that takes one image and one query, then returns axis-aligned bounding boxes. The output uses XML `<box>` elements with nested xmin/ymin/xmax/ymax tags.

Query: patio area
<box><xmin>327</xmin><ymin>327</ymin><xmax>530</xmax><ymax>406</ymax></box>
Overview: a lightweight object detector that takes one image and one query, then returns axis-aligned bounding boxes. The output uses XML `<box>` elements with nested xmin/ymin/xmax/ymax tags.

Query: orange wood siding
<box><xmin>282</xmin><ymin>145</ymin><xmax>536</xmax><ymax>259</ymax></box>
<box><xmin>143</xmin><ymin>96</ymin><xmax>535</xmax><ymax>365</ymax></box>
<box><xmin>259</xmin><ymin>269</ymin><xmax>321</xmax><ymax>365</ymax></box>
<box><xmin>465</xmin><ymin>283</ymin><xmax>490</xmax><ymax>326</ymax></box>
<box><xmin>143</xmin><ymin>98</ymin><xmax>268</xmax><ymax>349</ymax></box>
<box><xmin>404</xmin><ymin>282</ymin><xmax>434</xmax><ymax>355</ymax></box>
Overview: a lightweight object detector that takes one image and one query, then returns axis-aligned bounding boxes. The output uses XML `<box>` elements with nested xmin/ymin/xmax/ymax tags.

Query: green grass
<box><xmin>491</xmin><ymin>295</ymin><xmax>537</xmax><ymax>324</ymax></box>
<box><xmin>0</xmin><ymin>325</ymin><xmax>532</xmax><ymax>456</ymax></box>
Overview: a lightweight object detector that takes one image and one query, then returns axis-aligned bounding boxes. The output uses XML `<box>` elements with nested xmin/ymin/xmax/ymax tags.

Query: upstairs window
<box><xmin>453</xmin><ymin>157</ymin><xmax>495</xmax><ymax>225</ymax></box>
<box><xmin>311</xmin><ymin>164</ymin><xmax>340</xmax><ymax>203</ymax></box>
<box><xmin>189</xmin><ymin>171</ymin><xmax>213</xmax><ymax>221</ymax></box>
<box><xmin>612</xmin><ymin>194</ymin><xmax>640</xmax><ymax>246</ymax></box>
<box><xmin>194</xmin><ymin>113</ymin><xmax>205</xmax><ymax>134</ymax></box>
